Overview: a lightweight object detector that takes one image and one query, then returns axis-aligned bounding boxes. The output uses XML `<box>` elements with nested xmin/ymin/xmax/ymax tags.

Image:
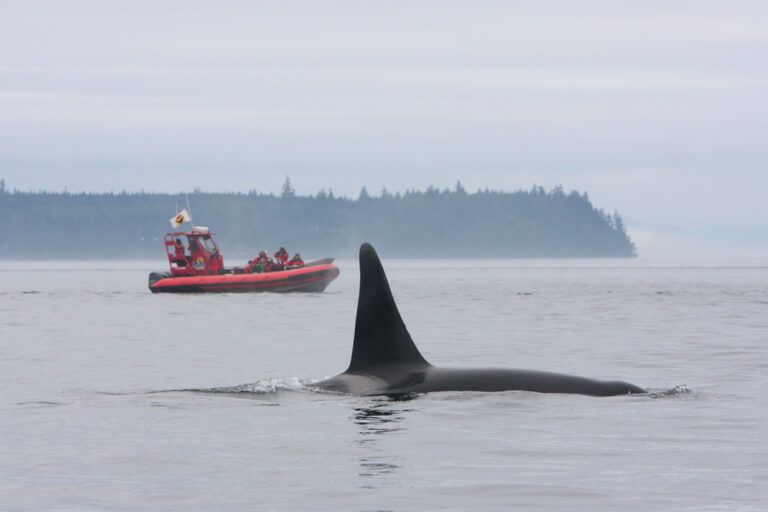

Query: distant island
<box><xmin>0</xmin><ymin>178</ymin><xmax>636</xmax><ymax>259</ymax></box>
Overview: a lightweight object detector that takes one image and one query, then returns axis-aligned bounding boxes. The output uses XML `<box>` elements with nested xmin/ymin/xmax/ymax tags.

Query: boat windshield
<box><xmin>200</xmin><ymin>236</ymin><xmax>216</xmax><ymax>252</ymax></box>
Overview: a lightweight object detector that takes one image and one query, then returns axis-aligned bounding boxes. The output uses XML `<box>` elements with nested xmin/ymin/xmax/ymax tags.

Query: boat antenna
<box><xmin>185</xmin><ymin>194</ymin><xmax>195</xmax><ymax>229</ymax></box>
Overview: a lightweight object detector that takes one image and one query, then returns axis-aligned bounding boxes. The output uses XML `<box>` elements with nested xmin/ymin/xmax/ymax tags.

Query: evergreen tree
<box><xmin>281</xmin><ymin>176</ymin><xmax>295</xmax><ymax>198</ymax></box>
<box><xmin>612</xmin><ymin>211</ymin><xmax>625</xmax><ymax>233</ymax></box>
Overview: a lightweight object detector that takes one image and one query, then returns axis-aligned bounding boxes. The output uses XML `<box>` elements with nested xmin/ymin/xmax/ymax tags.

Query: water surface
<box><xmin>1</xmin><ymin>258</ymin><xmax>767</xmax><ymax>511</ymax></box>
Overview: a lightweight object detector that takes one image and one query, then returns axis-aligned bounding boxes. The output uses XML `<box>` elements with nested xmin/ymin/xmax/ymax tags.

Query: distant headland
<box><xmin>0</xmin><ymin>178</ymin><xmax>636</xmax><ymax>259</ymax></box>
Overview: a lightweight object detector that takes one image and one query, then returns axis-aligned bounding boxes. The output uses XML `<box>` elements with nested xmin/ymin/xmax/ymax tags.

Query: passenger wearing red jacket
<box><xmin>258</xmin><ymin>250</ymin><xmax>281</xmax><ymax>272</ymax></box>
<box><xmin>288</xmin><ymin>253</ymin><xmax>305</xmax><ymax>267</ymax></box>
<box><xmin>209</xmin><ymin>250</ymin><xmax>224</xmax><ymax>274</ymax></box>
<box><xmin>274</xmin><ymin>246</ymin><xmax>289</xmax><ymax>265</ymax></box>
<box><xmin>246</xmin><ymin>250</ymin><xmax>270</xmax><ymax>273</ymax></box>
<box><xmin>173</xmin><ymin>239</ymin><xmax>187</xmax><ymax>266</ymax></box>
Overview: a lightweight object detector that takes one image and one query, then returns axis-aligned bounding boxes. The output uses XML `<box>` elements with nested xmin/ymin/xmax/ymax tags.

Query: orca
<box><xmin>310</xmin><ymin>243</ymin><xmax>646</xmax><ymax>397</ymax></box>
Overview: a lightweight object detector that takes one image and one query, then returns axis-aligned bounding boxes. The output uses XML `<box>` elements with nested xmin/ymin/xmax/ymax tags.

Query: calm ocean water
<box><xmin>1</xmin><ymin>257</ymin><xmax>767</xmax><ymax>511</ymax></box>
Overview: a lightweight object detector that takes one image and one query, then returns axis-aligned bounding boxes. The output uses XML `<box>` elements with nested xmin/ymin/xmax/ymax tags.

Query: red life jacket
<box><xmin>274</xmin><ymin>249</ymin><xmax>289</xmax><ymax>264</ymax></box>
<box><xmin>209</xmin><ymin>252</ymin><xmax>223</xmax><ymax>274</ymax></box>
<box><xmin>258</xmin><ymin>256</ymin><xmax>274</xmax><ymax>271</ymax></box>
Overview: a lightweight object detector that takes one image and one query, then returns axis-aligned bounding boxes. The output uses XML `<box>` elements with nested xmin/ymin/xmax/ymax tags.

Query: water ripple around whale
<box><xmin>172</xmin><ymin>377</ymin><xmax>312</xmax><ymax>396</ymax></box>
<box><xmin>647</xmin><ymin>385</ymin><xmax>692</xmax><ymax>398</ymax></box>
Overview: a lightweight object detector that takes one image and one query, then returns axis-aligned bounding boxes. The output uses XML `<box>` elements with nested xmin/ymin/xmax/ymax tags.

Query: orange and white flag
<box><xmin>169</xmin><ymin>209</ymin><xmax>191</xmax><ymax>228</ymax></box>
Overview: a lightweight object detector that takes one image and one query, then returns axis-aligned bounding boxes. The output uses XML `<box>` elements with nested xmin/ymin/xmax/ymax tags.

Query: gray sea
<box><xmin>1</xmin><ymin>258</ymin><xmax>767</xmax><ymax>511</ymax></box>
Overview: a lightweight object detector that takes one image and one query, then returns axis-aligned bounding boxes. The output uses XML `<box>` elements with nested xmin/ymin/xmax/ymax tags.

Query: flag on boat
<box><xmin>170</xmin><ymin>209</ymin><xmax>191</xmax><ymax>228</ymax></box>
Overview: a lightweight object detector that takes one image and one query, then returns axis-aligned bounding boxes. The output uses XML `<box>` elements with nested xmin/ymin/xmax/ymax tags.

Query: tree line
<box><xmin>0</xmin><ymin>178</ymin><xmax>636</xmax><ymax>260</ymax></box>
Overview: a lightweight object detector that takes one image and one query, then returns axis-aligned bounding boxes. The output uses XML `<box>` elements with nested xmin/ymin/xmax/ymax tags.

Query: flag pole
<box><xmin>185</xmin><ymin>194</ymin><xmax>195</xmax><ymax>229</ymax></box>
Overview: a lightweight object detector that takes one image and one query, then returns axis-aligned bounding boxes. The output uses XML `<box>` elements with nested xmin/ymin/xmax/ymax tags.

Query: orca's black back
<box><xmin>347</xmin><ymin>243</ymin><xmax>430</xmax><ymax>372</ymax></box>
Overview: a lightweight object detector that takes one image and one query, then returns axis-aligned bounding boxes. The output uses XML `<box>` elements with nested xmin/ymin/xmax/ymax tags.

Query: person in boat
<box><xmin>188</xmin><ymin>238</ymin><xmax>201</xmax><ymax>257</ymax></box>
<box><xmin>187</xmin><ymin>238</ymin><xmax>207</xmax><ymax>269</ymax></box>
<box><xmin>258</xmin><ymin>250</ymin><xmax>278</xmax><ymax>272</ymax></box>
<box><xmin>209</xmin><ymin>249</ymin><xmax>224</xmax><ymax>274</ymax></box>
<box><xmin>274</xmin><ymin>246</ymin><xmax>289</xmax><ymax>265</ymax></box>
<box><xmin>288</xmin><ymin>253</ymin><xmax>305</xmax><ymax>267</ymax></box>
<box><xmin>245</xmin><ymin>250</ymin><xmax>268</xmax><ymax>273</ymax></box>
<box><xmin>245</xmin><ymin>259</ymin><xmax>263</xmax><ymax>273</ymax></box>
<box><xmin>267</xmin><ymin>250</ymin><xmax>285</xmax><ymax>272</ymax></box>
<box><xmin>173</xmin><ymin>238</ymin><xmax>187</xmax><ymax>267</ymax></box>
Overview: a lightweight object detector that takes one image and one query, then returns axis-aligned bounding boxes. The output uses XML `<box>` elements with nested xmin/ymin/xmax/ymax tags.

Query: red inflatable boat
<box><xmin>148</xmin><ymin>227</ymin><xmax>340</xmax><ymax>294</ymax></box>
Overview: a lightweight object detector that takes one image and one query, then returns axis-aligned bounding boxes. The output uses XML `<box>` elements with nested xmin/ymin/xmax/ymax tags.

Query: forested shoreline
<box><xmin>0</xmin><ymin>178</ymin><xmax>636</xmax><ymax>260</ymax></box>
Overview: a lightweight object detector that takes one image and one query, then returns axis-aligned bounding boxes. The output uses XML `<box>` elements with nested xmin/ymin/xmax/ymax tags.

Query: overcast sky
<box><xmin>1</xmin><ymin>1</ymin><xmax>766</xmax><ymax>255</ymax></box>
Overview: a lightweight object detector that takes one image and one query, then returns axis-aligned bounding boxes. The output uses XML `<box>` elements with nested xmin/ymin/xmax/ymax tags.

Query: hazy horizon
<box><xmin>2</xmin><ymin>1</ymin><xmax>766</xmax><ymax>257</ymax></box>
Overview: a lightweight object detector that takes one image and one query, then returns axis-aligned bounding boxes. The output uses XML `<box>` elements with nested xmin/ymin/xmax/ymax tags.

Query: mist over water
<box><xmin>1</xmin><ymin>258</ymin><xmax>767</xmax><ymax>510</ymax></box>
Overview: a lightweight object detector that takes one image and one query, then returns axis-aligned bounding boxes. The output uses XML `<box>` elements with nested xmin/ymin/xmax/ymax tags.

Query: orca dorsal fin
<box><xmin>347</xmin><ymin>243</ymin><xmax>430</xmax><ymax>372</ymax></box>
